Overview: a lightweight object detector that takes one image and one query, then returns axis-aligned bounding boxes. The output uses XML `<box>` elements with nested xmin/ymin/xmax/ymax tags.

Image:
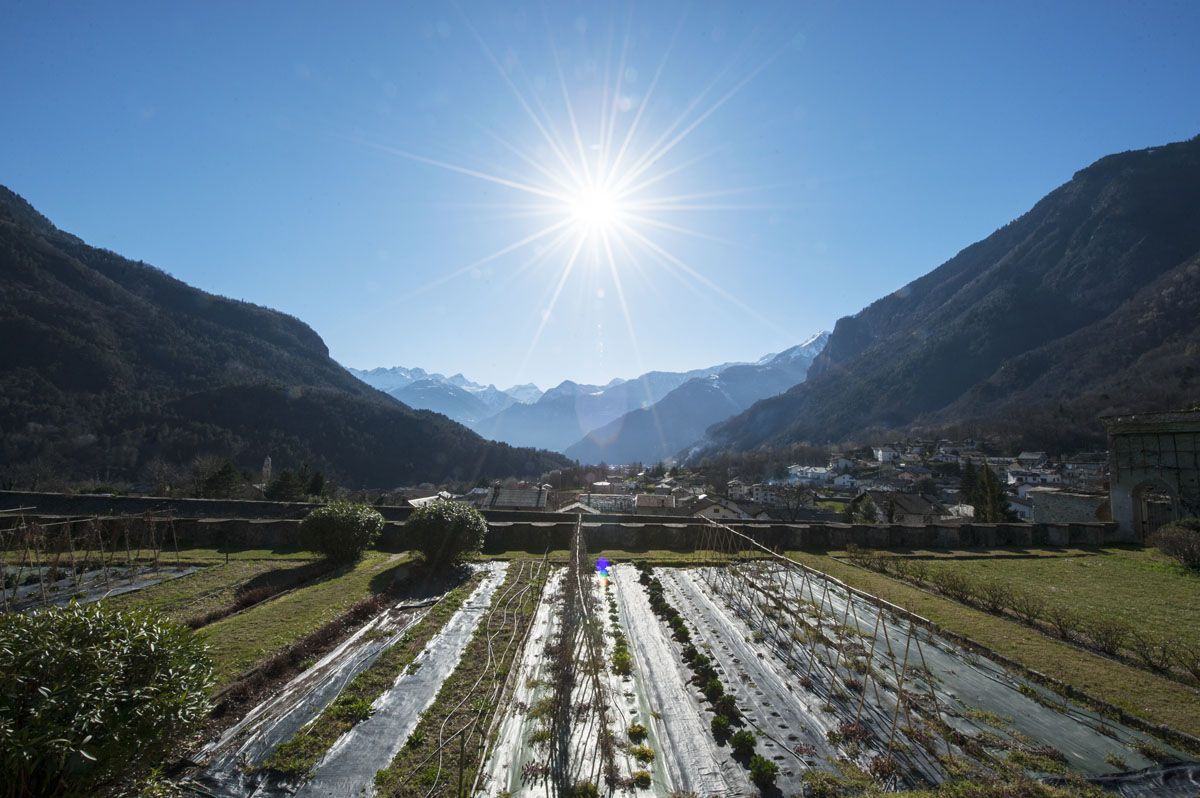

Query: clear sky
<box><xmin>3</xmin><ymin>2</ymin><xmax>1199</xmax><ymax>390</ymax></box>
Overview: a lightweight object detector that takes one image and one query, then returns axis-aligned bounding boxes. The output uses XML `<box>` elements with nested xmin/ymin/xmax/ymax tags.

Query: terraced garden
<box><xmin>7</xmin><ymin>514</ymin><xmax>1199</xmax><ymax>797</ymax></box>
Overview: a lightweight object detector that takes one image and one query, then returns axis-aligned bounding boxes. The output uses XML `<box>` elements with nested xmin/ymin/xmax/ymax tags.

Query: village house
<box><xmin>635</xmin><ymin>493</ymin><xmax>676</xmax><ymax>511</ymax></box>
<box><xmin>828</xmin><ymin>454</ymin><xmax>855</xmax><ymax>472</ymax></box>
<box><xmin>466</xmin><ymin>485</ymin><xmax>552</xmax><ymax>511</ymax></box>
<box><xmin>851</xmin><ymin>490</ymin><xmax>952</xmax><ymax>525</ymax></box>
<box><xmin>788</xmin><ymin>465</ymin><xmax>833</xmax><ymax>485</ymax></box>
<box><xmin>726</xmin><ymin>478</ymin><xmax>749</xmax><ymax>500</ymax></box>
<box><xmin>873</xmin><ymin>445</ymin><xmax>900</xmax><ymax>463</ymax></box>
<box><xmin>690</xmin><ymin>495</ymin><xmax>748</xmax><ymax>521</ymax></box>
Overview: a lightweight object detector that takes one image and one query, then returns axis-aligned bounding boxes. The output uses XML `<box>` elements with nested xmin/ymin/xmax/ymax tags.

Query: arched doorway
<box><xmin>1131</xmin><ymin>479</ymin><xmax>1177</xmax><ymax>541</ymax></box>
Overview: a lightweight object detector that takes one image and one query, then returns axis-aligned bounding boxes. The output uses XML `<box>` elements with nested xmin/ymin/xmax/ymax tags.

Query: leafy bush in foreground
<box><xmin>299</xmin><ymin>500</ymin><xmax>384</xmax><ymax>562</ymax></box>
<box><xmin>404</xmin><ymin>500</ymin><xmax>488</xmax><ymax>570</ymax></box>
<box><xmin>1152</xmin><ymin>519</ymin><xmax>1200</xmax><ymax>570</ymax></box>
<box><xmin>0</xmin><ymin>602</ymin><xmax>213</xmax><ymax>797</ymax></box>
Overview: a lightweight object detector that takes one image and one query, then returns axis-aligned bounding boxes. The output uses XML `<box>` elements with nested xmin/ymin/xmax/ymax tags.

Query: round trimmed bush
<box><xmin>404</xmin><ymin>500</ymin><xmax>487</xmax><ymax>570</ymax></box>
<box><xmin>0</xmin><ymin>602</ymin><xmax>213</xmax><ymax>796</ymax></box>
<box><xmin>299</xmin><ymin>501</ymin><xmax>384</xmax><ymax>562</ymax></box>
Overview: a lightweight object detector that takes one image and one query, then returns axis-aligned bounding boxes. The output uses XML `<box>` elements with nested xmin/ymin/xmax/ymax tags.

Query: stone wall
<box><xmin>152</xmin><ymin>517</ymin><xmax>1121</xmax><ymax>552</ymax></box>
<box><xmin>1</xmin><ymin>490</ymin><xmax>1117</xmax><ymax>552</ymax></box>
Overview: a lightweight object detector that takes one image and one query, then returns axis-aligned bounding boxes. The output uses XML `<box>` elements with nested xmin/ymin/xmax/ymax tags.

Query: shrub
<box><xmin>1009</xmin><ymin>589</ymin><xmax>1046</xmax><ymax>625</ymax></box>
<box><xmin>1043</xmin><ymin>605</ymin><xmax>1080</xmax><ymax>640</ymax></box>
<box><xmin>612</xmin><ymin>648</ymin><xmax>633</xmax><ymax>676</ymax></box>
<box><xmin>1127</xmin><ymin>630</ymin><xmax>1175</xmax><ymax>672</ymax></box>
<box><xmin>627</xmin><ymin>723</ymin><xmax>648</xmax><ymax>744</ymax></box>
<box><xmin>0</xmin><ymin>602</ymin><xmax>213</xmax><ymax>796</ymax></box>
<box><xmin>630</xmin><ymin>770</ymin><xmax>652</xmax><ymax>789</ymax></box>
<box><xmin>630</xmin><ymin>744</ymin><xmax>655</xmax><ymax>763</ymax></box>
<box><xmin>1083</xmin><ymin>618</ymin><xmax>1129</xmax><ymax>656</ymax></box>
<box><xmin>711</xmin><ymin>714</ymin><xmax>731</xmax><ymax>740</ymax></box>
<box><xmin>567</xmin><ymin>781</ymin><xmax>600</xmax><ymax>798</ymax></box>
<box><xmin>907</xmin><ymin>559</ymin><xmax>930</xmax><ymax>585</ymax></box>
<box><xmin>299</xmin><ymin>501</ymin><xmax>384</xmax><ymax>562</ymax></box>
<box><xmin>703</xmin><ymin>677</ymin><xmax>725</xmax><ymax>702</ymax></box>
<box><xmin>730</xmin><ymin>729</ymin><xmax>756</xmax><ymax>758</ymax></box>
<box><xmin>1175</xmin><ymin>642</ymin><xmax>1200</xmax><ymax>683</ymax></box>
<box><xmin>975</xmin><ymin>580</ymin><xmax>1013</xmax><ymax>614</ymax></box>
<box><xmin>931</xmin><ymin>568</ymin><xmax>975</xmax><ymax>603</ymax></box>
<box><xmin>748</xmin><ymin>754</ymin><xmax>779</xmax><ymax>787</ymax></box>
<box><xmin>714</xmin><ymin>693</ymin><xmax>739</xmax><ymax>719</ymax></box>
<box><xmin>404</xmin><ymin>500</ymin><xmax>487</xmax><ymax>570</ymax></box>
<box><xmin>1151</xmin><ymin>520</ymin><xmax>1200</xmax><ymax>570</ymax></box>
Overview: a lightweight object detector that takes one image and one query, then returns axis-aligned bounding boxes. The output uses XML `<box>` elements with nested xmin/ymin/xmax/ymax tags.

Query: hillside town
<box><xmin>400</xmin><ymin>437</ymin><xmax>1116</xmax><ymax>529</ymax></box>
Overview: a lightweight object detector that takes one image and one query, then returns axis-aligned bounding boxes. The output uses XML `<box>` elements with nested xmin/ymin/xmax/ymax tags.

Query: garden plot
<box><xmin>5</xmin><ymin>561</ymin><xmax>201</xmax><ymax>610</ymax></box>
<box><xmin>678</xmin><ymin>552</ymin><xmax>1199</xmax><ymax>794</ymax></box>
<box><xmin>479</xmin><ymin>526</ymin><xmax>683</xmax><ymax>796</ymax></box>
<box><xmin>188</xmin><ymin>577</ymin><xmax>466</xmax><ymax>797</ymax></box>
<box><xmin>290</xmin><ymin>561</ymin><xmax>509</xmax><ymax>798</ymax></box>
<box><xmin>660</xmin><ymin>568</ymin><xmax>858</xmax><ymax>797</ymax></box>
<box><xmin>373</xmin><ymin>558</ymin><xmax>549</xmax><ymax>797</ymax></box>
<box><xmin>480</xmin><ymin>568</ymin><xmax>566</xmax><ymax>794</ymax></box>
<box><xmin>609</xmin><ymin>563</ymin><xmax>749</xmax><ymax>796</ymax></box>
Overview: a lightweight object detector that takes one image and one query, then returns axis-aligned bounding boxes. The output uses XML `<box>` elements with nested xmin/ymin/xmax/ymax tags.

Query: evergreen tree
<box><xmin>200</xmin><ymin>462</ymin><xmax>242</xmax><ymax>499</ymax></box>
<box><xmin>974</xmin><ymin>464</ymin><xmax>1015</xmax><ymax>522</ymax></box>
<box><xmin>960</xmin><ymin>461</ymin><xmax>978</xmax><ymax>506</ymax></box>
<box><xmin>265</xmin><ymin>469</ymin><xmax>306</xmax><ymax>502</ymax></box>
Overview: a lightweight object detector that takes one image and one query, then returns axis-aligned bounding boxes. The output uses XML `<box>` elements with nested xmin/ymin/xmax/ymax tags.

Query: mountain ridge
<box><xmin>706</xmin><ymin>135</ymin><xmax>1200</xmax><ymax>453</ymax></box>
<box><xmin>0</xmin><ymin>185</ymin><xmax>569</xmax><ymax>487</ymax></box>
<box><xmin>564</xmin><ymin>333</ymin><xmax>830</xmax><ymax>464</ymax></box>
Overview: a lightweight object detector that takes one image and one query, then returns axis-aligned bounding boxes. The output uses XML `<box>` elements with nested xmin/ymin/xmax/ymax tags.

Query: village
<box><xmin>402</xmin><ymin>440</ymin><xmax>1112</xmax><ymax>530</ymax></box>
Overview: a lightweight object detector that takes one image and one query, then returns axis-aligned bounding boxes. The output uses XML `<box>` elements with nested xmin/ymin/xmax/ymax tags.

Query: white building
<box><xmin>787</xmin><ymin>465</ymin><xmax>833</xmax><ymax>485</ymax></box>
<box><xmin>874</xmin><ymin>446</ymin><xmax>900</xmax><ymax>463</ymax></box>
<box><xmin>828</xmin><ymin>455</ymin><xmax>855</xmax><ymax>472</ymax></box>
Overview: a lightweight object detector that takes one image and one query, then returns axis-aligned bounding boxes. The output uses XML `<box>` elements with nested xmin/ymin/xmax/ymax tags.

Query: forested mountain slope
<box><xmin>707</xmin><ymin>135</ymin><xmax>1200</xmax><ymax>453</ymax></box>
<box><xmin>0</xmin><ymin>185</ymin><xmax>568</xmax><ymax>486</ymax></box>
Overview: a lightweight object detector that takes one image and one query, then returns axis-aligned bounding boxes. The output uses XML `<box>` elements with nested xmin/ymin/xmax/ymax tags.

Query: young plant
<box><xmin>730</xmin><ymin>729</ymin><xmax>756</xmax><ymax>758</ymax></box>
<box><xmin>749</xmin><ymin>754</ymin><xmax>779</xmax><ymax>787</ymax></box>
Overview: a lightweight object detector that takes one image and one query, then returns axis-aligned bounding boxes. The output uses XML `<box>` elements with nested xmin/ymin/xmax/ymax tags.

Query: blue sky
<box><xmin>3</xmin><ymin>1</ymin><xmax>1199</xmax><ymax>389</ymax></box>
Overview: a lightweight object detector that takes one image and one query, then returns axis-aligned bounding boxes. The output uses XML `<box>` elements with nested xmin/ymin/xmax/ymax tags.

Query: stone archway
<box><xmin>1130</xmin><ymin>479</ymin><xmax>1177</xmax><ymax>540</ymax></box>
<box><xmin>1103</xmin><ymin>410</ymin><xmax>1200</xmax><ymax>542</ymax></box>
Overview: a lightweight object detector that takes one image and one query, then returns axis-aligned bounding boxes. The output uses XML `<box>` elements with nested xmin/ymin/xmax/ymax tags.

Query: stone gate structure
<box><xmin>1102</xmin><ymin>410</ymin><xmax>1200</xmax><ymax>540</ymax></box>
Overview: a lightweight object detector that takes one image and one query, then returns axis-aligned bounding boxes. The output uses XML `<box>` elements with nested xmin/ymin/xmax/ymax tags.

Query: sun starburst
<box><xmin>363</xmin><ymin>8</ymin><xmax>792</xmax><ymax>375</ymax></box>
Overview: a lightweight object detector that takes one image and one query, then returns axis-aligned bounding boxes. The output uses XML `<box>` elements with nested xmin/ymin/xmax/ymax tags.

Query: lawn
<box><xmin>101</xmin><ymin>556</ymin><xmax>320</xmax><ymax>623</ymax></box>
<box><xmin>787</xmin><ymin>549</ymin><xmax>1200</xmax><ymax>740</ymax></box>
<box><xmin>869</xmin><ymin>546</ymin><xmax>1200</xmax><ymax>652</ymax></box>
<box><xmin>200</xmin><ymin>550</ymin><xmax>411</xmax><ymax>688</ymax></box>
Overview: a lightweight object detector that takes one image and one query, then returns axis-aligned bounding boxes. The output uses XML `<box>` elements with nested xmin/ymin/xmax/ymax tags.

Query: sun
<box><xmin>568</xmin><ymin>183</ymin><xmax>624</xmax><ymax>233</ymax></box>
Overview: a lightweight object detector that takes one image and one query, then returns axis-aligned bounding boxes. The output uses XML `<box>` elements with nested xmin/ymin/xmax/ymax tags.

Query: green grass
<box><xmin>200</xmin><ymin>551</ymin><xmax>410</xmax><ymax>688</ymax></box>
<box><xmin>262</xmin><ymin>569</ymin><xmax>487</xmax><ymax>777</ymax></box>
<box><xmin>786</xmin><ymin>550</ymin><xmax>1200</xmax><ymax>739</ymax></box>
<box><xmin>101</xmin><ymin>557</ymin><xmax>320</xmax><ymax>624</ymax></box>
<box><xmin>874</xmin><ymin>546</ymin><xmax>1200</xmax><ymax>653</ymax></box>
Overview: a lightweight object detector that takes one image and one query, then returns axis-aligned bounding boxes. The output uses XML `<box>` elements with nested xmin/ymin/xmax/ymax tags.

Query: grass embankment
<box><xmin>201</xmin><ymin>551</ymin><xmax>409</xmax><ymax>688</ymax></box>
<box><xmin>102</xmin><ymin>556</ymin><xmax>323</xmax><ymax>625</ymax></box>
<box><xmin>374</xmin><ymin>560</ymin><xmax>548</xmax><ymax>797</ymax></box>
<box><xmin>877</xmin><ymin>546</ymin><xmax>1200</xmax><ymax>653</ymax></box>
<box><xmin>262</xmin><ymin>568</ymin><xmax>488</xmax><ymax>777</ymax></box>
<box><xmin>787</xmin><ymin>549</ymin><xmax>1200</xmax><ymax>739</ymax></box>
